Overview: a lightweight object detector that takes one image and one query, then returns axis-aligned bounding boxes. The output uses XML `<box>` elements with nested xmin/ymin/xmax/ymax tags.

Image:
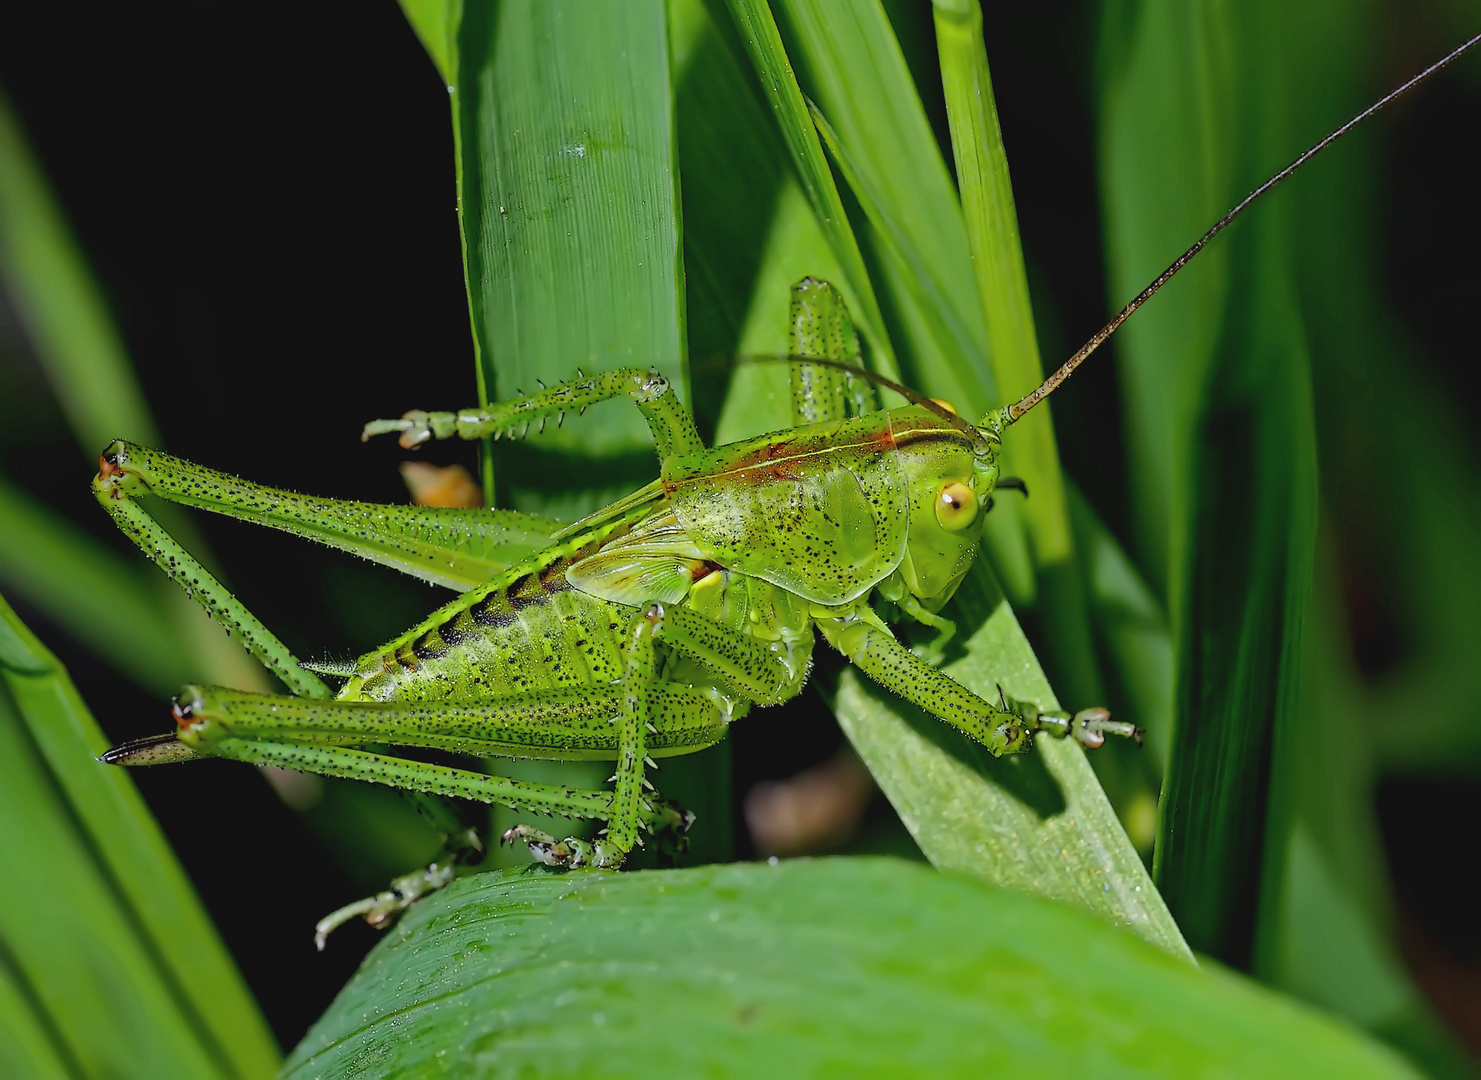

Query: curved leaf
<box><xmin>835</xmin><ymin>559</ymin><xmax>1190</xmax><ymax>959</ymax></box>
<box><xmin>0</xmin><ymin>91</ymin><xmax>158</xmax><ymax>457</ymax></box>
<box><xmin>285</xmin><ymin>859</ymin><xmax>1409</xmax><ymax>1078</ymax></box>
<box><xmin>770</xmin><ymin>0</ymin><xmax>988</xmax><ymax>410</ymax></box>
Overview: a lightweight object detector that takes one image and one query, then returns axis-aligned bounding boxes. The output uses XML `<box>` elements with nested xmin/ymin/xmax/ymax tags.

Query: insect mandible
<box><xmin>94</xmin><ymin>31</ymin><xmax>1481</xmax><ymax>943</ymax></box>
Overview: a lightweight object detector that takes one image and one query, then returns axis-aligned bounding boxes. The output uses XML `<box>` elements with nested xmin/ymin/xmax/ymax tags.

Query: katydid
<box><xmin>94</xmin><ymin>31</ymin><xmax>1480</xmax><ymax>944</ymax></box>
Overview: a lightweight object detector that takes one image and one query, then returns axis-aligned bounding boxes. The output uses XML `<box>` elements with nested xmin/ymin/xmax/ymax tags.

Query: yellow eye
<box><xmin>934</xmin><ymin>481</ymin><xmax>978</xmax><ymax>532</ymax></box>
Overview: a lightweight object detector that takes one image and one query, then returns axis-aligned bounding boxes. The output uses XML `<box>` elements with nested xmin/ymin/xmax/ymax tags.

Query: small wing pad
<box><xmin>566</xmin><ymin>513</ymin><xmax>710</xmax><ymax>606</ymax></box>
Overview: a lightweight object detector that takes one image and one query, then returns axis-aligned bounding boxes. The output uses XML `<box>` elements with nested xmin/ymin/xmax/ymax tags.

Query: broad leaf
<box><xmin>285</xmin><ymin>859</ymin><xmax>1409</xmax><ymax>1078</ymax></box>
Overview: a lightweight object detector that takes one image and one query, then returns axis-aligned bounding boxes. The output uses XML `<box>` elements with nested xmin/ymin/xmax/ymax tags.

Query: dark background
<box><xmin>2</xmin><ymin>0</ymin><xmax>1477</xmax><ymax>1053</ymax></box>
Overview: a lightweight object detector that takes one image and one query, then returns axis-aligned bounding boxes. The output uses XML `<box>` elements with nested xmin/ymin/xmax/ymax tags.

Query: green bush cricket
<box><xmin>95</xmin><ymin>276</ymin><xmax>1130</xmax><ymax>887</ymax></box>
<box><xmin>93</xmin><ymin>30</ymin><xmax>1480</xmax><ymax>945</ymax></box>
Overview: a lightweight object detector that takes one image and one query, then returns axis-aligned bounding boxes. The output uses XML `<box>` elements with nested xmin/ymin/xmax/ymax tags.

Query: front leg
<box><xmin>816</xmin><ymin>607</ymin><xmax>1139</xmax><ymax>754</ymax></box>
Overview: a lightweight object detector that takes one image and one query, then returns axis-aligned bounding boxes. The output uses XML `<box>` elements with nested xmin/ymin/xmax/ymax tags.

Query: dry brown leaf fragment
<box><xmin>400</xmin><ymin>462</ymin><xmax>483</xmax><ymax>508</ymax></box>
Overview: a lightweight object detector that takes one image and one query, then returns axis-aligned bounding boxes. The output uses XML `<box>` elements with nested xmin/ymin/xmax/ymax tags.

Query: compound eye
<box><xmin>934</xmin><ymin>481</ymin><xmax>978</xmax><ymax>532</ymax></box>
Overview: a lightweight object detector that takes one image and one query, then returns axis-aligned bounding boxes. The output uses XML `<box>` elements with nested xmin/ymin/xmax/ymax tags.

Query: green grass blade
<box><xmin>1161</xmin><ymin>172</ymin><xmax>1320</xmax><ymax>966</ymax></box>
<box><xmin>0</xmin><ymin>89</ymin><xmax>267</xmax><ymax>697</ymax></box>
<box><xmin>719</xmin><ymin>0</ymin><xmax>899</xmax><ymax>380</ymax></box>
<box><xmin>0</xmin><ymin>953</ymin><xmax>71</xmax><ymax>1079</ymax></box>
<box><xmin>834</xmin><ymin>558</ymin><xmax>1190</xmax><ymax>959</ymax></box>
<box><xmin>773</xmin><ymin>0</ymin><xmax>989</xmax><ymax>409</ymax></box>
<box><xmin>672</xmin><ymin>0</ymin><xmax>880</xmax><ymax>450</ymax></box>
<box><xmin>930</xmin><ymin>0</ymin><xmax>1104</xmax><ymax>707</ymax></box>
<box><xmin>930</xmin><ymin>0</ymin><xmax>1042</xmax><ymax>409</ymax></box>
<box><xmin>0</xmin><ymin>593</ymin><xmax>279</xmax><ymax>1077</ymax></box>
<box><xmin>736</xmin><ymin>0</ymin><xmax>1038</xmax><ymax>604</ymax></box>
<box><xmin>1099</xmin><ymin>2</ymin><xmax>1320</xmax><ymax>968</ymax></box>
<box><xmin>1278</xmin><ymin>6</ymin><xmax>1481</xmax><ymax>776</ymax></box>
<box><xmin>0</xmin><ymin>695</ymin><xmax>223</xmax><ymax>1078</ymax></box>
<box><xmin>1360</xmin><ymin>365</ymin><xmax>1481</xmax><ymax>773</ymax></box>
<box><xmin>1096</xmin><ymin>7</ymin><xmax>1235</xmax><ymax>602</ymax></box>
<box><xmin>451</xmin><ymin>0</ymin><xmax>687</xmax><ymax>520</ymax></box>
<box><xmin>0</xmin><ymin>478</ymin><xmax>187</xmax><ymax>694</ymax></box>
<box><xmin>1068</xmin><ymin>484</ymin><xmax>1173</xmax><ymax>769</ymax></box>
<box><xmin>1067</xmin><ymin>484</ymin><xmax>1170</xmax><ymax>851</ymax></box>
<box><xmin>0</xmin><ymin>92</ymin><xmax>159</xmax><ymax>456</ymax></box>
<box><xmin>1240</xmin><ymin>9</ymin><xmax>1478</xmax><ymax>1070</ymax></box>
<box><xmin>1257</xmin><ymin>568</ymin><xmax>1472</xmax><ymax>1077</ymax></box>
<box><xmin>396</xmin><ymin>0</ymin><xmax>454</xmax><ymax>85</ymax></box>
<box><xmin>669</xmin><ymin>0</ymin><xmax>792</xmax><ymax>444</ymax></box>
<box><xmin>444</xmin><ymin>0</ymin><xmax>732</xmax><ymax>860</ymax></box>
<box><xmin>284</xmin><ymin>859</ymin><xmax>1411</xmax><ymax>1077</ymax></box>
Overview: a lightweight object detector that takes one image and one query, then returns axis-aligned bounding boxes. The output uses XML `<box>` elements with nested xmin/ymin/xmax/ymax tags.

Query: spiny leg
<box><xmin>174</xmin><ymin>734</ymin><xmax>643</xmax><ymax>821</ymax></box>
<box><xmin>656</xmin><ymin>603</ymin><xmax>811</xmax><ymax>706</ymax></box>
<box><xmin>159</xmin><ymin>706</ymin><xmax>687</xmax><ymax>913</ymax></box>
<box><xmin>816</xmin><ymin>608</ymin><xmax>1139</xmax><ymax>755</ymax></box>
<box><xmin>93</xmin><ymin>441</ymin><xmax>559</xmax><ymax>863</ymax></box>
<box><xmin>102</xmin><ymin>683</ymin><xmax>729</xmax><ymax>762</ymax></box>
<box><xmin>107</xmin><ymin>670</ymin><xmax>727</xmax><ymax>902</ymax></box>
<box><xmin>314</xmin><ymin>861</ymin><xmax>457</xmax><ymax>951</ymax></box>
<box><xmin>95</xmin><ymin>453</ymin><xmax>330</xmax><ymax>700</ymax></box>
<box><xmin>363</xmin><ymin>366</ymin><xmax>705</xmax><ymax>460</ymax></box>
<box><xmin>605</xmin><ymin>606</ymin><xmax>660</xmax><ymax>862</ymax></box>
<box><xmin>502</xmin><ymin>604</ymin><xmax>666</xmax><ymax>870</ymax></box>
<box><xmin>96</xmin><ymin>440</ymin><xmax>558</xmax><ymax>592</ymax></box>
<box><xmin>106</xmin><ymin>676</ymin><xmax>724</xmax><ymax>942</ymax></box>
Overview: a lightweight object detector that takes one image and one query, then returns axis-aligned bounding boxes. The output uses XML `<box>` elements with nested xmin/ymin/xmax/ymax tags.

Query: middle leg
<box><xmin>362</xmin><ymin>367</ymin><xmax>705</xmax><ymax>460</ymax></box>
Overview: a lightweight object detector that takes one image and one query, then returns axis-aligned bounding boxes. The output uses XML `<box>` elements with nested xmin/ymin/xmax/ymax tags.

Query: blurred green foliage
<box><xmin>0</xmin><ymin>594</ymin><xmax>278</xmax><ymax>1077</ymax></box>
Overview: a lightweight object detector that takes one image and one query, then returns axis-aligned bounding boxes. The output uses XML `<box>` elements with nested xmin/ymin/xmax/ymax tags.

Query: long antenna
<box><xmin>744</xmin><ymin>353</ymin><xmax>989</xmax><ymax>447</ymax></box>
<box><xmin>1005</xmin><ymin>31</ymin><xmax>1481</xmax><ymax>424</ymax></box>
